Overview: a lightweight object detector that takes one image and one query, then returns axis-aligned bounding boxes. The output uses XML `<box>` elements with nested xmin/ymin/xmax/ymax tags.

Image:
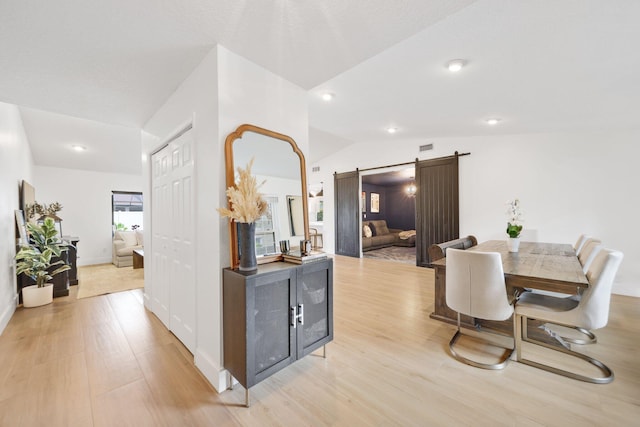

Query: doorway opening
<box><xmin>334</xmin><ymin>153</ymin><xmax>463</xmax><ymax>264</ymax></box>
<box><xmin>112</xmin><ymin>191</ymin><xmax>143</xmax><ymax>233</ymax></box>
<box><xmin>361</xmin><ymin>167</ymin><xmax>417</xmax><ymax>264</ymax></box>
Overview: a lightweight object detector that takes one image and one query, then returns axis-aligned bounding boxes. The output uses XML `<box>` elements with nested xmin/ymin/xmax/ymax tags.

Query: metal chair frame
<box><xmin>448</xmin><ymin>313</ymin><xmax>515</xmax><ymax>370</ymax></box>
<box><xmin>514</xmin><ymin>314</ymin><xmax>613</xmax><ymax>384</ymax></box>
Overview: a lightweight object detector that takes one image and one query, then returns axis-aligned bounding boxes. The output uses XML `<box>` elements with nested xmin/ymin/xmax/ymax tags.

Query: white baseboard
<box><xmin>0</xmin><ymin>293</ymin><xmax>18</xmax><ymax>335</ymax></box>
<box><xmin>77</xmin><ymin>256</ymin><xmax>112</xmax><ymax>266</ymax></box>
<box><xmin>613</xmin><ymin>282</ymin><xmax>639</xmax><ymax>298</ymax></box>
<box><xmin>194</xmin><ymin>349</ymin><xmax>228</xmax><ymax>393</ymax></box>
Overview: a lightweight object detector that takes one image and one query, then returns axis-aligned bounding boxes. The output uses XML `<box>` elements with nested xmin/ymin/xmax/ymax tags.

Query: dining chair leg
<box><xmin>560</xmin><ymin>325</ymin><xmax>597</xmax><ymax>345</ymax></box>
<box><xmin>515</xmin><ymin>314</ymin><xmax>613</xmax><ymax>384</ymax></box>
<box><xmin>448</xmin><ymin>312</ymin><xmax>514</xmax><ymax>370</ymax></box>
<box><xmin>514</xmin><ymin>314</ymin><xmax>522</xmax><ymax>361</ymax></box>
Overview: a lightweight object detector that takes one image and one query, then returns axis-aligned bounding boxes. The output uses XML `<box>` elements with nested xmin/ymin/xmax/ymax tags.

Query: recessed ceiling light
<box><xmin>446</xmin><ymin>59</ymin><xmax>466</xmax><ymax>73</ymax></box>
<box><xmin>386</xmin><ymin>127</ymin><xmax>398</xmax><ymax>134</ymax></box>
<box><xmin>485</xmin><ymin>118</ymin><xmax>501</xmax><ymax>126</ymax></box>
<box><xmin>321</xmin><ymin>92</ymin><xmax>335</xmax><ymax>101</ymax></box>
<box><xmin>71</xmin><ymin>144</ymin><xmax>86</xmax><ymax>152</ymax></box>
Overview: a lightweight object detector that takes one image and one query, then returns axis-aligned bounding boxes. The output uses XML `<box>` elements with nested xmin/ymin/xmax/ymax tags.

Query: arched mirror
<box><xmin>224</xmin><ymin>124</ymin><xmax>309</xmax><ymax>269</ymax></box>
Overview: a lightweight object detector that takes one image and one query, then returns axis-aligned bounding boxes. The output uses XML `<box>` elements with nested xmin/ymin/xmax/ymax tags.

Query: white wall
<box><xmin>312</xmin><ymin>130</ymin><xmax>639</xmax><ymax>296</ymax></box>
<box><xmin>143</xmin><ymin>45</ymin><xmax>222</xmax><ymax>389</ymax></box>
<box><xmin>143</xmin><ymin>44</ymin><xmax>307</xmax><ymax>392</ymax></box>
<box><xmin>33</xmin><ymin>166</ymin><xmax>143</xmax><ymax>265</ymax></box>
<box><xmin>217</xmin><ymin>46</ymin><xmax>308</xmax><ymax>389</ymax></box>
<box><xmin>0</xmin><ymin>102</ymin><xmax>34</xmax><ymax>333</ymax></box>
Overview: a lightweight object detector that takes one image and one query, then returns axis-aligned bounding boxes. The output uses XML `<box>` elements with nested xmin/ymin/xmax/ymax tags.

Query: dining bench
<box><xmin>428</xmin><ymin>235</ymin><xmax>478</xmax><ymax>264</ymax></box>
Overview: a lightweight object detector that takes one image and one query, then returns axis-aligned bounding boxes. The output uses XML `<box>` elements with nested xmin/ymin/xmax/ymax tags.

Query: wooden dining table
<box><xmin>430</xmin><ymin>240</ymin><xmax>588</xmax><ymax>335</ymax></box>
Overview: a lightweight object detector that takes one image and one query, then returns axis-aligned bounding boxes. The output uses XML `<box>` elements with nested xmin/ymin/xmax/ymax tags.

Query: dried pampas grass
<box><xmin>217</xmin><ymin>158</ymin><xmax>268</xmax><ymax>223</ymax></box>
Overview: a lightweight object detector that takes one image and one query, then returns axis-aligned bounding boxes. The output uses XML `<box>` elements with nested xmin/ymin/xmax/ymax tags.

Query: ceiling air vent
<box><xmin>312</xmin><ymin>166</ymin><xmax>320</xmax><ymax>172</ymax></box>
<box><xmin>419</xmin><ymin>144</ymin><xmax>434</xmax><ymax>152</ymax></box>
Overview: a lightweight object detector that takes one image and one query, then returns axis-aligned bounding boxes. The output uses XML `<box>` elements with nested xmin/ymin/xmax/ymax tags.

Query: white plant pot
<box><xmin>22</xmin><ymin>283</ymin><xmax>54</xmax><ymax>308</ymax></box>
<box><xmin>507</xmin><ymin>237</ymin><xmax>521</xmax><ymax>253</ymax></box>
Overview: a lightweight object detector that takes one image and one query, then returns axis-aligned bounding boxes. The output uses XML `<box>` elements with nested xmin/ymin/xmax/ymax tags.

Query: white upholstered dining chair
<box><xmin>527</xmin><ymin>237</ymin><xmax>603</xmax><ymax>344</ymax></box>
<box><xmin>578</xmin><ymin>238</ymin><xmax>603</xmax><ymax>273</ymax></box>
<box><xmin>514</xmin><ymin>248</ymin><xmax>623</xmax><ymax>383</ymax></box>
<box><xmin>445</xmin><ymin>249</ymin><xmax>515</xmax><ymax>370</ymax></box>
<box><xmin>573</xmin><ymin>234</ymin><xmax>590</xmax><ymax>256</ymax></box>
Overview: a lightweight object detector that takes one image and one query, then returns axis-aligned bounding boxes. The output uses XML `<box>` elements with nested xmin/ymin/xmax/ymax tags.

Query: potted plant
<box><xmin>15</xmin><ymin>218</ymin><xmax>70</xmax><ymax>307</ymax></box>
<box><xmin>506</xmin><ymin>198</ymin><xmax>524</xmax><ymax>253</ymax></box>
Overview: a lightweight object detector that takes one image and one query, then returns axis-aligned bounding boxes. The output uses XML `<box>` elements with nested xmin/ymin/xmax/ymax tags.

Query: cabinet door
<box><xmin>296</xmin><ymin>259</ymin><xmax>333</xmax><ymax>358</ymax></box>
<box><xmin>249</xmin><ymin>268</ymin><xmax>297</xmax><ymax>386</ymax></box>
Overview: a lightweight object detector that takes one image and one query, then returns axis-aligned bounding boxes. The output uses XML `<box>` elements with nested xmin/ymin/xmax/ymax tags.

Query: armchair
<box><xmin>112</xmin><ymin>230</ymin><xmax>143</xmax><ymax>267</ymax></box>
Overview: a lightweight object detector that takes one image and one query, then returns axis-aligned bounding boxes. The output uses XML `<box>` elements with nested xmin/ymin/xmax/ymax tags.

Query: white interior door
<box><xmin>150</xmin><ymin>128</ymin><xmax>196</xmax><ymax>352</ymax></box>
<box><xmin>151</xmin><ymin>146</ymin><xmax>171</xmax><ymax>326</ymax></box>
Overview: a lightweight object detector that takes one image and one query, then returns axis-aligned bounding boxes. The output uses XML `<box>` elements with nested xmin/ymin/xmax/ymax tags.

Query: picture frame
<box><xmin>361</xmin><ymin>192</ymin><xmax>366</xmax><ymax>213</ymax></box>
<box><xmin>15</xmin><ymin>210</ymin><xmax>28</xmax><ymax>245</ymax></box>
<box><xmin>370</xmin><ymin>192</ymin><xmax>380</xmax><ymax>213</ymax></box>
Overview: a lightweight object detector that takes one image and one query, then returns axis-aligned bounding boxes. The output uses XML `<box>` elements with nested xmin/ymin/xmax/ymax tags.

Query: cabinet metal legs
<box><xmin>228</xmin><ymin>372</ymin><xmax>250</xmax><ymax>407</ymax></box>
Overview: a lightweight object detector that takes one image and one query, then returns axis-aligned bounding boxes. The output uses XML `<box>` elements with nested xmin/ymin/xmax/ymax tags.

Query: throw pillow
<box><xmin>121</xmin><ymin>231</ymin><xmax>138</xmax><ymax>247</ymax></box>
<box><xmin>376</xmin><ymin>223</ymin><xmax>389</xmax><ymax>236</ymax></box>
<box><xmin>369</xmin><ymin>222</ymin><xmax>377</xmax><ymax>236</ymax></box>
<box><xmin>363</xmin><ymin>225</ymin><xmax>372</xmax><ymax>238</ymax></box>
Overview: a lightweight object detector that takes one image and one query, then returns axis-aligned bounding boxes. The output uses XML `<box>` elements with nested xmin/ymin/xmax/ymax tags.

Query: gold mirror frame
<box><xmin>224</xmin><ymin>124</ymin><xmax>309</xmax><ymax>269</ymax></box>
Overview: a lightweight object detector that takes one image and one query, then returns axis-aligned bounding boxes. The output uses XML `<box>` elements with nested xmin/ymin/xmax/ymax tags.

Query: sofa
<box><xmin>112</xmin><ymin>229</ymin><xmax>143</xmax><ymax>267</ymax></box>
<box><xmin>362</xmin><ymin>220</ymin><xmax>416</xmax><ymax>252</ymax></box>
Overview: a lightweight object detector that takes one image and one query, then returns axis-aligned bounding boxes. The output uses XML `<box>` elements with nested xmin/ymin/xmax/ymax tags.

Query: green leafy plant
<box><xmin>505</xmin><ymin>198</ymin><xmax>524</xmax><ymax>238</ymax></box>
<box><xmin>15</xmin><ymin>218</ymin><xmax>70</xmax><ymax>287</ymax></box>
<box><xmin>15</xmin><ymin>247</ymin><xmax>70</xmax><ymax>287</ymax></box>
<box><xmin>28</xmin><ymin>217</ymin><xmax>63</xmax><ymax>252</ymax></box>
<box><xmin>115</xmin><ymin>222</ymin><xmax>128</xmax><ymax>231</ymax></box>
<box><xmin>506</xmin><ymin>223</ymin><xmax>523</xmax><ymax>238</ymax></box>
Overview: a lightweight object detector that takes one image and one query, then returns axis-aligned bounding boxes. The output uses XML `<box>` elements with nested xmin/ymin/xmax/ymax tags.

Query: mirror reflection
<box><xmin>287</xmin><ymin>195</ymin><xmax>305</xmax><ymax>237</ymax></box>
<box><xmin>231</xmin><ymin>128</ymin><xmax>306</xmax><ymax>259</ymax></box>
<box><xmin>307</xmin><ymin>183</ymin><xmax>324</xmax><ymax>250</ymax></box>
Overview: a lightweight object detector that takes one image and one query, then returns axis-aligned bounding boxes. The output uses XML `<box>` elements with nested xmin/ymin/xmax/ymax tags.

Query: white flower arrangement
<box><xmin>506</xmin><ymin>198</ymin><xmax>523</xmax><ymax>238</ymax></box>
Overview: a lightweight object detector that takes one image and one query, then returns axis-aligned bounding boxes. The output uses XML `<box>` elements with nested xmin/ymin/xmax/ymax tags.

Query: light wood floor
<box><xmin>1</xmin><ymin>257</ymin><xmax>639</xmax><ymax>426</ymax></box>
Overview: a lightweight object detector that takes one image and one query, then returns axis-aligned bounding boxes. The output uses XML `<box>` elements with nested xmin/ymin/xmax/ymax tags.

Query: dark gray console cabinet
<box><xmin>223</xmin><ymin>259</ymin><xmax>333</xmax><ymax>404</ymax></box>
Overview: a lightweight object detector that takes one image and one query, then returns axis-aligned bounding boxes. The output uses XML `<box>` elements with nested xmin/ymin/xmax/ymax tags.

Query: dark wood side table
<box><xmin>132</xmin><ymin>249</ymin><xmax>144</xmax><ymax>269</ymax></box>
<box><xmin>223</xmin><ymin>259</ymin><xmax>333</xmax><ymax>407</ymax></box>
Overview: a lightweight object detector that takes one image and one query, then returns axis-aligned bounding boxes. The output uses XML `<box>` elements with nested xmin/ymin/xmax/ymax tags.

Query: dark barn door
<box><xmin>415</xmin><ymin>154</ymin><xmax>460</xmax><ymax>267</ymax></box>
<box><xmin>334</xmin><ymin>171</ymin><xmax>360</xmax><ymax>257</ymax></box>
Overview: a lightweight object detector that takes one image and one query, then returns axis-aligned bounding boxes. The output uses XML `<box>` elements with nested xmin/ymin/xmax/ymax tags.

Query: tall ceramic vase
<box><xmin>507</xmin><ymin>237</ymin><xmax>521</xmax><ymax>253</ymax></box>
<box><xmin>238</xmin><ymin>222</ymin><xmax>257</xmax><ymax>272</ymax></box>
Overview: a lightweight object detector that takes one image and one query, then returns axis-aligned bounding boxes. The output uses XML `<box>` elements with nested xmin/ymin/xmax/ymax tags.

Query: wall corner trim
<box><xmin>194</xmin><ymin>349</ymin><xmax>227</xmax><ymax>393</ymax></box>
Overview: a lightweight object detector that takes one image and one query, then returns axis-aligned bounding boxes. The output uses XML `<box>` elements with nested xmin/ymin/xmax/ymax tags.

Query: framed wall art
<box><xmin>370</xmin><ymin>192</ymin><xmax>380</xmax><ymax>213</ymax></box>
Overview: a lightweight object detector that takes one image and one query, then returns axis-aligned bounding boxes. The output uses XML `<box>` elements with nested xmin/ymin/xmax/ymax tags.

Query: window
<box><xmin>254</xmin><ymin>196</ymin><xmax>279</xmax><ymax>256</ymax></box>
<box><xmin>112</xmin><ymin>191</ymin><xmax>143</xmax><ymax>233</ymax></box>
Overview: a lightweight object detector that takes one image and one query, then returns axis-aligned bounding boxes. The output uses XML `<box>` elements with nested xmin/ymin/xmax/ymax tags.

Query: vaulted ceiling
<box><xmin>1</xmin><ymin>0</ymin><xmax>638</xmax><ymax>174</ymax></box>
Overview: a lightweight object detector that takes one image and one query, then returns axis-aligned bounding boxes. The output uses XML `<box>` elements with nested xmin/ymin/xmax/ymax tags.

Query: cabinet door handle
<box><xmin>291</xmin><ymin>306</ymin><xmax>297</xmax><ymax>329</ymax></box>
<box><xmin>297</xmin><ymin>303</ymin><xmax>304</xmax><ymax>326</ymax></box>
